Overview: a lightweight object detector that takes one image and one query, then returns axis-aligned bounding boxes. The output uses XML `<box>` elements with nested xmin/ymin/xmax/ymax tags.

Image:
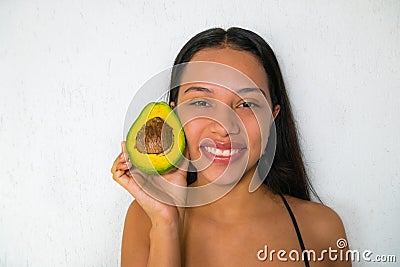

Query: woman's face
<box><xmin>174</xmin><ymin>48</ymin><xmax>279</xmax><ymax>185</ymax></box>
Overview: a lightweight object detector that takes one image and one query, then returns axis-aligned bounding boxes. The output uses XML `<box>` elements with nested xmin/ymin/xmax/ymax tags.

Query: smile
<box><xmin>199</xmin><ymin>140</ymin><xmax>247</xmax><ymax>165</ymax></box>
<box><xmin>203</xmin><ymin>146</ymin><xmax>241</xmax><ymax>157</ymax></box>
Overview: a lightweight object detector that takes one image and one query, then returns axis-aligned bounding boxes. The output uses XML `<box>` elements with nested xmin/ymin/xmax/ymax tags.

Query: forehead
<box><xmin>186</xmin><ymin>48</ymin><xmax>269</xmax><ymax>92</ymax></box>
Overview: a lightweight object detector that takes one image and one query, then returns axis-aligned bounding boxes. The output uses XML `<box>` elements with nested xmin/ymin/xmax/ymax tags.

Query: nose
<box><xmin>209</xmin><ymin>109</ymin><xmax>241</xmax><ymax>137</ymax></box>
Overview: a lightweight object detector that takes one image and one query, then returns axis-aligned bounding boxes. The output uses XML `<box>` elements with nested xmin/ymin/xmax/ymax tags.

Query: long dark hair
<box><xmin>169</xmin><ymin>27</ymin><xmax>318</xmax><ymax>201</ymax></box>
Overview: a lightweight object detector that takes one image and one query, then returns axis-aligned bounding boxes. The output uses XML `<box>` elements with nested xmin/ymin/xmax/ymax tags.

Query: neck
<box><xmin>189</xmin><ymin>167</ymin><xmax>278</xmax><ymax>223</ymax></box>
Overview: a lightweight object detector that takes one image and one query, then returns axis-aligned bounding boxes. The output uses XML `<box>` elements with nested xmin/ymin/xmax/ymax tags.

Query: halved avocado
<box><xmin>126</xmin><ymin>102</ymin><xmax>185</xmax><ymax>174</ymax></box>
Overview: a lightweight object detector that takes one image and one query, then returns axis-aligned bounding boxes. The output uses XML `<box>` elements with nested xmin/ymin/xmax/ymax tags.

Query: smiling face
<box><xmin>173</xmin><ymin>48</ymin><xmax>280</xmax><ymax>186</ymax></box>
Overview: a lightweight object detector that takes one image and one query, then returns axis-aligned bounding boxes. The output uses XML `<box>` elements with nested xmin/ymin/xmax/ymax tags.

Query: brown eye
<box><xmin>238</xmin><ymin>102</ymin><xmax>258</xmax><ymax>108</ymax></box>
<box><xmin>190</xmin><ymin>100</ymin><xmax>211</xmax><ymax>107</ymax></box>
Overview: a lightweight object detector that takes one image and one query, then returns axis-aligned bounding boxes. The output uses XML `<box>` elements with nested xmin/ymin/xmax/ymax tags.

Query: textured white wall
<box><xmin>1</xmin><ymin>0</ymin><xmax>399</xmax><ymax>266</ymax></box>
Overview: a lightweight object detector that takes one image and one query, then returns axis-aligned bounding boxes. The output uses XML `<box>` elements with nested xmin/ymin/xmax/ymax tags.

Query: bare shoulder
<box><xmin>121</xmin><ymin>200</ymin><xmax>151</xmax><ymax>267</ymax></box>
<box><xmin>284</xmin><ymin>195</ymin><xmax>348</xmax><ymax>247</ymax></box>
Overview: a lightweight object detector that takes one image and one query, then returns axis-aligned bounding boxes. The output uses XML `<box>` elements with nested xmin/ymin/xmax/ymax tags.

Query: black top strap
<box><xmin>279</xmin><ymin>193</ymin><xmax>310</xmax><ymax>267</ymax></box>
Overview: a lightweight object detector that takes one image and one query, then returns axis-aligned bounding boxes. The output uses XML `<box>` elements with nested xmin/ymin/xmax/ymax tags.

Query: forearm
<box><xmin>147</xmin><ymin>223</ymin><xmax>182</xmax><ymax>267</ymax></box>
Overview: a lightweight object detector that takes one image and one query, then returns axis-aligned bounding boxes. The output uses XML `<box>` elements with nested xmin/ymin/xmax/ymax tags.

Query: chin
<box><xmin>196</xmin><ymin>158</ymin><xmax>251</xmax><ymax>187</ymax></box>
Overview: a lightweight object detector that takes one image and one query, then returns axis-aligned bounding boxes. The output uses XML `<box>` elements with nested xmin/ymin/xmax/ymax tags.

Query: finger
<box><xmin>121</xmin><ymin>141</ymin><xmax>127</xmax><ymax>154</ymax></box>
<box><xmin>116</xmin><ymin>161</ymin><xmax>132</xmax><ymax>171</ymax></box>
<box><xmin>113</xmin><ymin>170</ymin><xmax>149</xmax><ymax>203</ymax></box>
<box><xmin>121</xmin><ymin>141</ymin><xmax>132</xmax><ymax>162</ymax></box>
<box><xmin>111</xmin><ymin>152</ymin><xmax>123</xmax><ymax>172</ymax></box>
<box><xmin>119</xmin><ymin>152</ymin><xmax>130</xmax><ymax>162</ymax></box>
<box><xmin>111</xmin><ymin>155</ymin><xmax>132</xmax><ymax>174</ymax></box>
<box><xmin>113</xmin><ymin>168</ymin><xmax>127</xmax><ymax>179</ymax></box>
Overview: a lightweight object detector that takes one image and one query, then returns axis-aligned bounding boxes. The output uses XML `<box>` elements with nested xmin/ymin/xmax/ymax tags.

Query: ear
<box><xmin>170</xmin><ymin>101</ymin><xmax>175</xmax><ymax>109</ymax></box>
<box><xmin>272</xmin><ymin>104</ymin><xmax>280</xmax><ymax>120</ymax></box>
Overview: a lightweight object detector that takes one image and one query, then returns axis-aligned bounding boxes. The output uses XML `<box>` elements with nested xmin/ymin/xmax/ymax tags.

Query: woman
<box><xmin>111</xmin><ymin>27</ymin><xmax>351</xmax><ymax>267</ymax></box>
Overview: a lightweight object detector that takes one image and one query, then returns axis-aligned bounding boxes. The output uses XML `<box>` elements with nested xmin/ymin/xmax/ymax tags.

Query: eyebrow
<box><xmin>183</xmin><ymin>86</ymin><xmax>266</xmax><ymax>97</ymax></box>
<box><xmin>183</xmin><ymin>86</ymin><xmax>214</xmax><ymax>94</ymax></box>
<box><xmin>236</xmin><ymin>87</ymin><xmax>267</xmax><ymax>97</ymax></box>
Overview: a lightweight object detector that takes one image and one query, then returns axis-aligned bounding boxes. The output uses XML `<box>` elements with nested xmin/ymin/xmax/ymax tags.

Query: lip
<box><xmin>199</xmin><ymin>140</ymin><xmax>247</xmax><ymax>165</ymax></box>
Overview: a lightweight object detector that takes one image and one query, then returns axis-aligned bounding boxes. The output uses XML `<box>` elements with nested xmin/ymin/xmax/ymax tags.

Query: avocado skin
<box><xmin>126</xmin><ymin>102</ymin><xmax>186</xmax><ymax>174</ymax></box>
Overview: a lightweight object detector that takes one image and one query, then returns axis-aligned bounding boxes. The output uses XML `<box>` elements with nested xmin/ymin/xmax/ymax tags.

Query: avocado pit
<box><xmin>135</xmin><ymin>117</ymin><xmax>174</xmax><ymax>154</ymax></box>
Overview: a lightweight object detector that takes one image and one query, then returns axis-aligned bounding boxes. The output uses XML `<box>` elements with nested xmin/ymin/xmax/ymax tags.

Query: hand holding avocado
<box><xmin>111</xmin><ymin>102</ymin><xmax>188</xmax><ymax>227</ymax></box>
<box><xmin>111</xmin><ymin>141</ymin><xmax>188</xmax><ymax>226</ymax></box>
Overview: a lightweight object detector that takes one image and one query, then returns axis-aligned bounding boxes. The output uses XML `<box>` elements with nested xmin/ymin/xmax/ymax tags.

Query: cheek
<box><xmin>182</xmin><ymin>119</ymin><xmax>206</xmax><ymax>147</ymax></box>
<box><xmin>244</xmin><ymin>110</ymin><xmax>273</xmax><ymax>149</ymax></box>
<box><xmin>242</xmin><ymin>118</ymin><xmax>263</xmax><ymax>153</ymax></box>
<box><xmin>182</xmin><ymin>120</ymin><xmax>209</xmax><ymax>161</ymax></box>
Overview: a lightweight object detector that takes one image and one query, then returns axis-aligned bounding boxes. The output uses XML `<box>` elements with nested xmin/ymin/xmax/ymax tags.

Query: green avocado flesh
<box><xmin>126</xmin><ymin>102</ymin><xmax>185</xmax><ymax>174</ymax></box>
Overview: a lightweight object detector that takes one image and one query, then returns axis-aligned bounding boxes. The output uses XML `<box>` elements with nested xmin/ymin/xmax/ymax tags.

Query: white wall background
<box><xmin>1</xmin><ymin>0</ymin><xmax>399</xmax><ymax>266</ymax></box>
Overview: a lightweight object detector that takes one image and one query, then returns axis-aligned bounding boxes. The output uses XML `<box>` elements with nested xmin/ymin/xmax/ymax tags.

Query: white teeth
<box><xmin>203</xmin><ymin>147</ymin><xmax>241</xmax><ymax>156</ymax></box>
<box><xmin>210</xmin><ymin>147</ymin><xmax>216</xmax><ymax>155</ymax></box>
<box><xmin>222</xmin><ymin>150</ymin><xmax>230</xmax><ymax>156</ymax></box>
